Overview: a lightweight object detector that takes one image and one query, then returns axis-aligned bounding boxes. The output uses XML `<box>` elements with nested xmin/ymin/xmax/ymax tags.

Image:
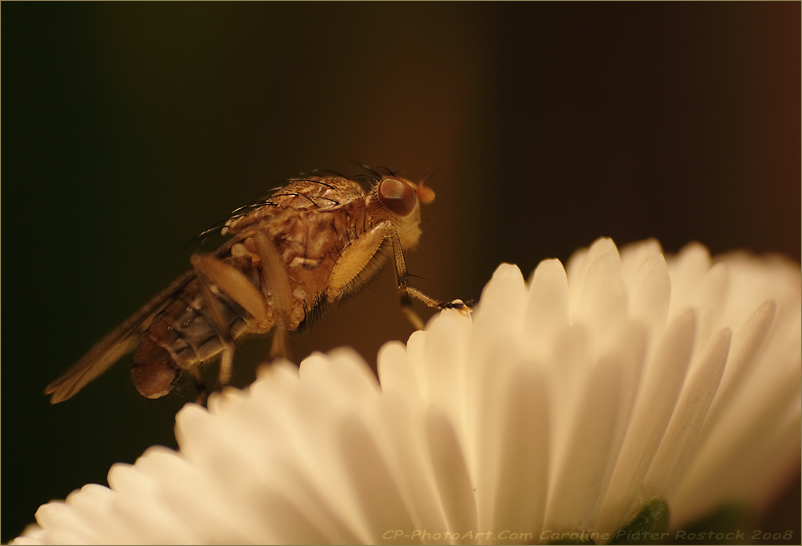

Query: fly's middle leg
<box><xmin>188</xmin><ymin>367</ymin><xmax>209</xmax><ymax>406</ymax></box>
<box><xmin>191</xmin><ymin>253</ymin><xmax>272</xmax><ymax>390</ymax></box>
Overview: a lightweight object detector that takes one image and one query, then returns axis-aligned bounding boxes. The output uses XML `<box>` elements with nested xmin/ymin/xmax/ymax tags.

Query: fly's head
<box><xmin>369</xmin><ymin>176</ymin><xmax>436</xmax><ymax>249</ymax></box>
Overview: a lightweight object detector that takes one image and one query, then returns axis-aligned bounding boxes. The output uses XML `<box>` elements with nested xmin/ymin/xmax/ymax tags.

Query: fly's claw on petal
<box><xmin>439</xmin><ymin>298</ymin><xmax>474</xmax><ymax>316</ymax></box>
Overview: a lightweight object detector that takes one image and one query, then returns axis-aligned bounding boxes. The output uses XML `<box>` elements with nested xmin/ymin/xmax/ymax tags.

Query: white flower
<box><xmin>14</xmin><ymin>238</ymin><xmax>800</xmax><ymax>545</ymax></box>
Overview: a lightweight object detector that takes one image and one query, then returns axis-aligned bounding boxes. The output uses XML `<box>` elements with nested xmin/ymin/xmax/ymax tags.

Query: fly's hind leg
<box><xmin>191</xmin><ymin>253</ymin><xmax>272</xmax><ymax>392</ymax></box>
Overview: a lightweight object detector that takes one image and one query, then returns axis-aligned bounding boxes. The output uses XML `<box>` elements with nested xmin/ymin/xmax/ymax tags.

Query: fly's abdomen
<box><xmin>131</xmin><ymin>267</ymin><xmax>261</xmax><ymax>398</ymax></box>
<box><xmin>131</xmin><ymin>337</ymin><xmax>182</xmax><ymax>398</ymax></box>
<box><xmin>158</xmin><ymin>277</ymin><xmax>256</xmax><ymax>366</ymax></box>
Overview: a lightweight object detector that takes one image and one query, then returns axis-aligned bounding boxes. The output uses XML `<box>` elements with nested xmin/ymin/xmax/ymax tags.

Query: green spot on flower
<box><xmin>609</xmin><ymin>498</ymin><xmax>670</xmax><ymax>545</ymax></box>
<box><xmin>673</xmin><ymin>502</ymin><xmax>748</xmax><ymax>545</ymax></box>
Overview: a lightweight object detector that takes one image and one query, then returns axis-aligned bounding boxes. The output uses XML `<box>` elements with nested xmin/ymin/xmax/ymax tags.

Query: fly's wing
<box><xmin>45</xmin><ymin>270</ymin><xmax>196</xmax><ymax>404</ymax></box>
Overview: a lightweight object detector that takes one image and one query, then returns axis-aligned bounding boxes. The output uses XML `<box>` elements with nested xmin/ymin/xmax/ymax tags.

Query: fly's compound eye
<box><xmin>378</xmin><ymin>178</ymin><xmax>419</xmax><ymax>217</ymax></box>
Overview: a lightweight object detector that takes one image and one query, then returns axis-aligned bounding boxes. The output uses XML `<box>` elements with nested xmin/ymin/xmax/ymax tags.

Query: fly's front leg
<box><xmin>191</xmin><ymin>253</ymin><xmax>272</xmax><ymax>389</ymax></box>
<box><xmin>389</xmin><ymin>232</ymin><xmax>472</xmax><ymax>331</ymax></box>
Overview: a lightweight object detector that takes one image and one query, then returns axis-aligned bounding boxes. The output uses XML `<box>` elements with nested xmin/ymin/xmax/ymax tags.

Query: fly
<box><xmin>45</xmin><ymin>168</ymin><xmax>469</xmax><ymax>404</ymax></box>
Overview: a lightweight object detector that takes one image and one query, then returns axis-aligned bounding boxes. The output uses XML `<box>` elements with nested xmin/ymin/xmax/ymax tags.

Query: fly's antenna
<box><xmin>417</xmin><ymin>178</ymin><xmax>436</xmax><ymax>205</ymax></box>
<box><xmin>415</xmin><ymin>167</ymin><xmax>440</xmax><ymax>205</ymax></box>
<box><xmin>421</xmin><ymin>166</ymin><xmax>441</xmax><ymax>185</ymax></box>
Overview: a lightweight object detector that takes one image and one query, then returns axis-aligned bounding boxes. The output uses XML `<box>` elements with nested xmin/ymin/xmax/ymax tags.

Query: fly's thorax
<box><xmin>368</xmin><ymin>176</ymin><xmax>435</xmax><ymax>250</ymax></box>
<box><xmin>223</xmin><ymin>176</ymin><xmax>366</xmax><ymax>237</ymax></box>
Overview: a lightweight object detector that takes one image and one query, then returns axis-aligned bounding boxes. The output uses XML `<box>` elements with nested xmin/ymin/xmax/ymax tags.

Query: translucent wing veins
<box><xmin>44</xmin><ymin>271</ymin><xmax>196</xmax><ymax>404</ymax></box>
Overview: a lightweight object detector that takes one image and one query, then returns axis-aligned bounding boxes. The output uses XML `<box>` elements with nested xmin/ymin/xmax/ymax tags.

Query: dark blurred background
<box><xmin>2</xmin><ymin>3</ymin><xmax>799</xmax><ymax>543</ymax></box>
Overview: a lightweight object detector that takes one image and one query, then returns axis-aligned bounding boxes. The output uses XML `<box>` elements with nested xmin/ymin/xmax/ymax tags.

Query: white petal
<box><xmin>667</xmin><ymin>242</ymin><xmax>712</xmax><ymax>320</ymax></box>
<box><xmin>691</xmin><ymin>262</ymin><xmax>730</xmax><ymax>331</ymax></box>
<box><xmin>419</xmin><ymin>309</ymin><xmax>473</xmax><ymax>426</ymax></box>
<box><xmin>643</xmin><ymin>327</ymin><xmax>731</xmax><ymax>495</ymax></box>
<box><xmin>375</xmin><ymin>392</ymin><xmax>449</xmax><ymax>540</ymax></box>
<box><xmin>300</xmin><ymin>347</ymin><xmax>381</xmax><ymax>406</ymax></box>
<box><xmin>9</xmin><ymin>525</ymin><xmax>48</xmax><ymax>546</ymax></box>
<box><xmin>627</xmin><ymin>254</ymin><xmax>671</xmax><ymax>333</ymax></box>
<box><xmin>547</xmin><ymin>324</ymin><xmax>589</xmax><ymax>462</ymax></box>
<box><xmin>482</xmin><ymin>366</ymin><xmax>550</xmax><ymax>543</ymax></box>
<box><xmin>702</xmin><ymin>300</ymin><xmax>776</xmax><ymax>436</ymax></box>
<box><xmin>336</xmin><ymin>414</ymin><xmax>416</xmax><ymax>543</ymax></box>
<box><xmin>544</xmin><ymin>353</ymin><xmax>624</xmax><ymax>531</ymax></box>
<box><xmin>619</xmin><ymin>239</ymin><xmax>665</xmax><ymax>286</ymax></box>
<box><xmin>597</xmin><ymin>308</ymin><xmax>696</xmax><ymax>534</ymax></box>
<box><xmin>426</xmin><ymin>406</ymin><xmax>477</xmax><ymax>542</ymax></box>
<box><xmin>570</xmin><ymin>239</ymin><xmax>626</xmax><ymax>339</ymax></box>
<box><xmin>377</xmin><ymin>341</ymin><xmax>420</xmax><ymax>401</ymax></box>
<box><xmin>472</xmin><ymin>263</ymin><xmax>528</xmax><ymax>345</ymax></box>
<box><xmin>670</xmin><ymin>359</ymin><xmax>800</xmax><ymax>523</ymax></box>
<box><xmin>524</xmin><ymin>258</ymin><xmax>570</xmax><ymax>357</ymax></box>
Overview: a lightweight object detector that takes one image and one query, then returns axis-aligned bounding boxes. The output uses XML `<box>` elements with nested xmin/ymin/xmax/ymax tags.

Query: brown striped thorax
<box><xmin>45</xmin><ymin>168</ymin><xmax>468</xmax><ymax>405</ymax></box>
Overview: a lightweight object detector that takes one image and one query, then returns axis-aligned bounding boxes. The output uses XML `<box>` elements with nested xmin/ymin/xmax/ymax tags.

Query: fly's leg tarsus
<box><xmin>399</xmin><ymin>287</ymin><xmax>473</xmax><ymax>330</ymax></box>
<box><xmin>437</xmin><ymin>298</ymin><xmax>473</xmax><ymax>311</ymax></box>
<box><xmin>404</xmin><ymin>285</ymin><xmax>473</xmax><ymax>311</ymax></box>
